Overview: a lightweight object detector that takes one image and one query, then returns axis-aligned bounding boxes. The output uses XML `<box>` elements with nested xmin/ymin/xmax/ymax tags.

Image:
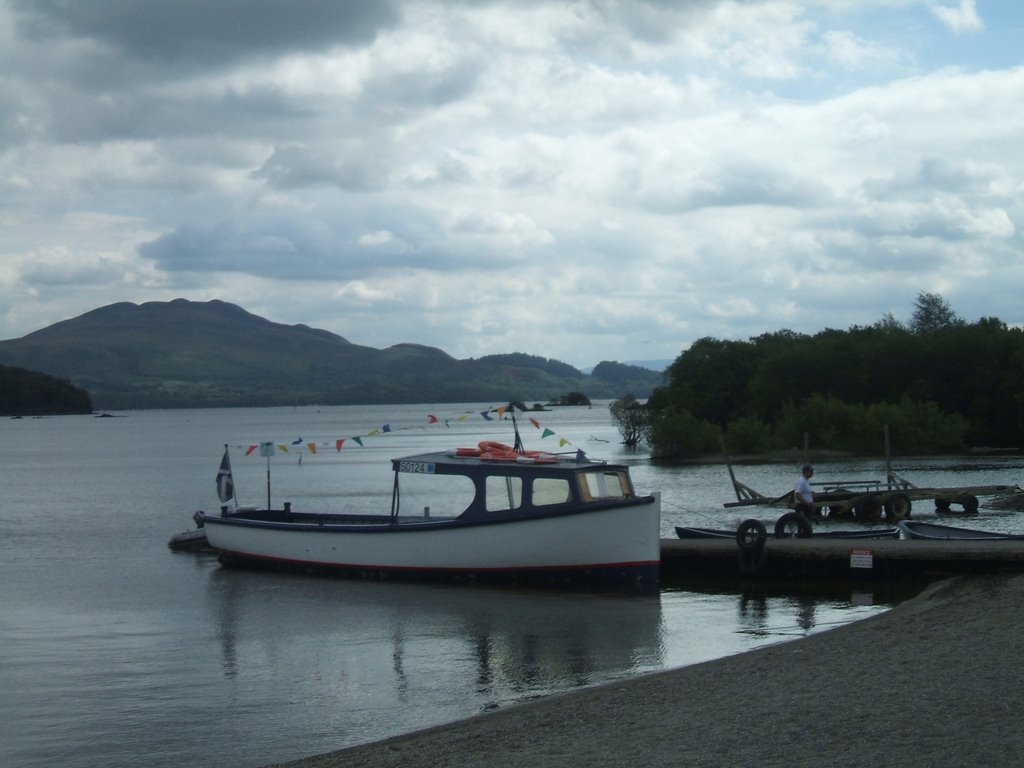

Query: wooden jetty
<box><xmin>660</xmin><ymin>536</ymin><xmax>1024</xmax><ymax>583</ymax></box>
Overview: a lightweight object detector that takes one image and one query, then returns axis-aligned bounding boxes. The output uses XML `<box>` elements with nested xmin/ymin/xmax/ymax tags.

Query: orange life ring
<box><xmin>514</xmin><ymin>450</ymin><xmax>560</xmax><ymax>463</ymax></box>
<box><xmin>480</xmin><ymin>449</ymin><xmax>519</xmax><ymax>461</ymax></box>
<box><xmin>478</xmin><ymin>441</ymin><xmax>515</xmax><ymax>453</ymax></box>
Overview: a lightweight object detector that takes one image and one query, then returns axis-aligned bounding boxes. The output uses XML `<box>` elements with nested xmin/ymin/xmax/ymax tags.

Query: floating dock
<box><xmin>660</xmin><ymin>537</ymin><xmax>1024</xmax><ymax>582</ymax></box>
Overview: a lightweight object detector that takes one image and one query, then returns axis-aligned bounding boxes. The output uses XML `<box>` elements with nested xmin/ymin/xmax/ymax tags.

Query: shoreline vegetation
<box><xmin>657</xmin><ymin>446</ymin><xmax>1021</xmax><ymax>466</ymax></box>
<box><xmin>0</xmin><ymin>364</ymin><xmax>93</xmax><ymax>416</ymax></box>
<box><xmin>642</xmin><ymin>293</ymin><xmax>1024</xmax><ymax>461</ymax></box>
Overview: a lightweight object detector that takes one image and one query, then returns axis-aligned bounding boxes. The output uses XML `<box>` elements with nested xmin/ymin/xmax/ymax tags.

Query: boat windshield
<box><xmin>578</xmin><ymin>470</ymin><xmax>633</xmax><ymax>501</ymax></box>
<box><xmin>395</xmin><ymin>472</ymin><xmax>476</xmax><ymax>519</ymax></box>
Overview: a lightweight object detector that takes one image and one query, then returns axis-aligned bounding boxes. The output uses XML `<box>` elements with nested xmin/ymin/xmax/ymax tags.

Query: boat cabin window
<box><xmin>579</xmin><ymin>470</ymin><xmax>632</xmax><ymax>501</ymax></box>
<box><xmin>532</xmin><ymin>477</ymin><xmax>571</xmax><ymax>507</ymax></box>
<box><xmin>395</xmin><ymin>472</ymin><xmax>476</xmax><ymax>519</ymax></box>
<box><xmin>485</xmin><ymin>475</ymin><xmax>523</xmax><ymax>512</ymax></box>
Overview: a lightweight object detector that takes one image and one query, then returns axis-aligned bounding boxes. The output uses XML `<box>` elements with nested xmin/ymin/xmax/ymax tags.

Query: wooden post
<box><xmin>884</xmin><ymin>424</ymin><xmax>892</xmax><ymax>490</ymax></box>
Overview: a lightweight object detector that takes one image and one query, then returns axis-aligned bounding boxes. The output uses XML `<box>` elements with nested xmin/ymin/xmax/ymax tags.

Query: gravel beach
<box><xmin>269</xmin><ymin>574</ymin><xmax>1024</xmax><ymax>768</ymax></box>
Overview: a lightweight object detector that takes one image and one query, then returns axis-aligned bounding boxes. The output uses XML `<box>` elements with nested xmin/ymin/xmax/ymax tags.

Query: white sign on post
<box><xmin>849</xmin><ymin>549</ymin><xmax>874</xmax><ymax>569</ymax></box>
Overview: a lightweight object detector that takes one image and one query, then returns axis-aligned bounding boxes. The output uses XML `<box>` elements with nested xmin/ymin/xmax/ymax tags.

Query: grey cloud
<box><xmin>13</xmin><ymin>0</ymin><xmax>400</xmax><ymax>66</ymax></box>
<box><xmin>136</xmin><ymin>205</ymin><xmax>475</xmax><ymax>280</ymax></box>
<box><xmin>863</xmin><ymin>155</ymin><xmax>1002</xmax><ymax>199</ymax></box>
<box><xmin>252</xmin><ymin>144</ymin><xmax>388</xmax><ymax>192</ymax></box>
<box><xmin>627</xmin><ymin>161</ymin><xmax>832</xmax><ymax>213</ymax></box>
<box><xmin>362</xmin><ymin>56</ymin><xmax>483</xmax><ymax>114</ymax></box>
<box><xmin>139</xmin><ymin>221</ymin><xmax>354</xmax><ymax>280</ymax></box>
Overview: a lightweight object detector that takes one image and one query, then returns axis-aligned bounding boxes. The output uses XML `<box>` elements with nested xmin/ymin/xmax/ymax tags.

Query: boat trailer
<box><xmin>724</xmin><ymin>472</ymin><xmax>1019</xmax><ymax>522</ymax></box>
<box><xmin>721</xmin><ymin>431</ymin><xmax>1020</xmax><ymax>524</ymax></box>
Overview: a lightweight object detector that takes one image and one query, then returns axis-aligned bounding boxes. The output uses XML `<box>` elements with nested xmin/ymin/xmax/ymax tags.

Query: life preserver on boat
<box><xmin>479</xmin><ymin>450</ymin><xmax>519</xmax><ymax>460</ymax></box>
<box><xmin>476</xmin><ymin>440</ymin><xmax>521</xmax><ymax>460</ymax></box>
<box><xmin>515</xmin><ymin>452</ymin><xmax>560</xmax><ymax>464</ymax></box>
<box><xmin>478</xmin><ymin>441</ymin><xmax>515</xmax><ymax>453</ymax></box>
<box><xmin>455</xmin><ymin>447</ymin><xmax>483</xmax><ymax>457</ymax></box>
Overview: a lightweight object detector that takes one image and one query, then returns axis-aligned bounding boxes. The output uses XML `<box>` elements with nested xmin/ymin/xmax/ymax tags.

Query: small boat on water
<box><xmin>675</xmin><ymin>525</ymin><xmax>900</xmax><ymax>541</ymax></box>
<box><xmin>168</xmin><ymin>511</ymin><xmax>214</xmax><ymax>552</ymax></box>
<box><xmin>167</xmin><ymin>526</ymin><xmax>211</xmax><ymax>552</ymax></box>
<box><xmin>200</xmin><ymin>427</ymin><xmax>661</xmax><ymax>591</ymax></box>
<box><xmin>898</xmin><ymin>520</ymin><xmax>1024</xmax><ymax>540</ymax></box>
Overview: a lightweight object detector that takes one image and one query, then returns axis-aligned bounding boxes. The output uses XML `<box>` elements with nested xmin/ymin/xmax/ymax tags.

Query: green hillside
<box><xmin>0</xmin><ymin>299</ymin><xmax>663</xmax><ymax>409</ymax></box>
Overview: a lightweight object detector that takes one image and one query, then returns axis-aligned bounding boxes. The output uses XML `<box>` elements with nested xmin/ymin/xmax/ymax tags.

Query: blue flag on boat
<box><xmin>216</xmin><ymin>446</ymin><xmax>235</xmax><ymax>503</ymax></box>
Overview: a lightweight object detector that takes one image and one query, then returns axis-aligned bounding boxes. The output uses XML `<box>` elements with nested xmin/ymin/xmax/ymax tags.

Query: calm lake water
<box><xmin>2</xmin><ymin>403</ymin><xmax>1022</xmax><ymax>768</ymax></box>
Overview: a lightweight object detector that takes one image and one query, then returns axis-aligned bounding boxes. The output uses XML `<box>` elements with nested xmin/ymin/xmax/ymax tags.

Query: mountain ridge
<box><xmin>0</xmin><ymin>299</ymin><xmax>664</xmax><ymax>409</ymax></box>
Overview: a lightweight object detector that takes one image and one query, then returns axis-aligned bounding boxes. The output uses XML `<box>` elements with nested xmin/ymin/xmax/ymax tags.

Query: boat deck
<box><xmin>659</xmin><ymin>537</ymin><xmax>1024</xmax><ymax>582</ymax></box>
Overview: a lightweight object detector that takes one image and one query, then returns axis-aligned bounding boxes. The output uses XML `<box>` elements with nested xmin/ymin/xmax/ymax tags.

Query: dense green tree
<box><xmin>657</xmin><ymin>337</ymin><xmax>763</xmax><ymax>425</ymax></box>
<box><xmin>0</xmin><ymin>365</ymin><xmax>93</xmax><ymax>415</ymax></box>
<box><xmin>608</xmin><ymin>394</ymin><xmax>649</xmax><ymax>448</ymax></box>
<box><xmin>647</xmin><ymin>293</ymin><xmax>1024</xmax><ymax>458</ymax></box>
<box><xmin>647</xmin><ymin>406</ymin><xmax>719</xmax><ymax>460</ymax></box>
<box><xmin>909</xmin><ymin>291</ymin><xmax>964</xmax><ymax>334</ymax></box>
<box><xmin>723</xmin><ymin>416</ymin><xmax>772</xmax><ymax>454</ymax></box>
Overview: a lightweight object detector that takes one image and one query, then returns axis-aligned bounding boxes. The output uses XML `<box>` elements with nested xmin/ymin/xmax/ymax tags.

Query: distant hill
<box><xmin>580</xmin><ymin>358</ymin><xmax>672</xmax><ymax>374</ymax></box>
<box><xmin>0</xmin><ymin>364</ymin><xmax>93</xmax><ymax>416</ymax></box>
<box><xmin>624</xmin><ymin>358</ymin><xmax>672</xmax><ymax>372</ymax></box>
<box><xmin>0</xmin><ymin>299</ymin><xmax>664</xmax><ymax>409</ymax></box>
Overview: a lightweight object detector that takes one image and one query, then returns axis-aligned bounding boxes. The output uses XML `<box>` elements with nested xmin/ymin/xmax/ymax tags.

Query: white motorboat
<box><xmin>201</xmin><ymin>436</ymin><xmax>660</xmax><ymax>591</ymax></box>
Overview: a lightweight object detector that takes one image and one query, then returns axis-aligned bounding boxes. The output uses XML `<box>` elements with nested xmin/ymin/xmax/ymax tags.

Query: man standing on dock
<box><xmin>795</xmin><ymin>464</ymin><xmax>817</xmax><ymax>520</ymax></box>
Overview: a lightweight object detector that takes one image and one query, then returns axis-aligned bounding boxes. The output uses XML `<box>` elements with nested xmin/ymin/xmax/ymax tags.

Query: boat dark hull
<box><xmin>898</xmin><ymin>521</ymin><xmax>1024</xmax><ymax>540</ymax></box>
<box><xmin>214</xmin><ymin>551</ymin><xmax>660</xmax><ymax>591</ymax></box>
<box><xmin>675</xmin><ymin>525</ymin><xmax>900</xmax><ymax>540</ymax></box>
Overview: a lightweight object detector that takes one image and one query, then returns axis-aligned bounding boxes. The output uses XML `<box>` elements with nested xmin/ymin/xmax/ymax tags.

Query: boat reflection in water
<box><xmin>206</xmin><ymin>570</ymin><xmax>666</xmax><ymax>753</ymax></box>
<box><xmin>201</xmin><ymin>569</ymin><xmax>897</xmax><ymax>765</ymax></box>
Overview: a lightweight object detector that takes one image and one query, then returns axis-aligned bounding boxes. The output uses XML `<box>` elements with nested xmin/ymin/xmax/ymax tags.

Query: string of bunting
<box><xmin>233</xmin><ymin>405</ymin><xmax>574</xmax><ymax>457</ymax></box>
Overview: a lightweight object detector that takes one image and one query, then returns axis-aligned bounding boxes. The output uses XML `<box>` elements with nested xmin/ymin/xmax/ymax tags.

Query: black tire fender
<box><xmin>736</xmin><ymin>519</ymin><xmax>768</xmax><ymax>551</ymax></box>
<box><xmin>774</xmin><ymin>512</ymin><xmax>813</xmax><ymax>538</ymax></box>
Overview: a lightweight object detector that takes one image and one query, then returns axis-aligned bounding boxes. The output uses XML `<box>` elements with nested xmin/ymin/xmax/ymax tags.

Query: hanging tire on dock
<box><xmin>883</xmin><ymin>493</ymin><xmax>912</xmax><ymax>521</ymax></box>
<box><xmin>774</xmin><ymin>512</ymin><xmax>813</xmax><ymax>538</ymax></box>
<box><xmin>736</xmin><ymin>519</ymin><xmax>767</xmax><ymax>551</ymax></box>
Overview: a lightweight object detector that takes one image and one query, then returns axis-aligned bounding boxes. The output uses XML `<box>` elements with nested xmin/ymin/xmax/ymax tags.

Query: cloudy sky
<box><xmin>1</xmin><ymin>1</ymin><xmax>1021</xmax><ymax>369</ymax></box>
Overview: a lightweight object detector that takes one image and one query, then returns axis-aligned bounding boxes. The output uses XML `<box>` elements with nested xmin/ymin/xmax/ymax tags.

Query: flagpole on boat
<box><xmin>230</xmin><ymin>445</ymin><xmax>238</xmax><ymax>512</ymax></box>
<box><xmin>509</xmin><ymin>402</ymin><xmax>524</xmax><ymax>453</ymax></box>
<box><xmin>259</xmin><ymin>441</ymin><xmax>274</xmax><ymax>509</ymax></box>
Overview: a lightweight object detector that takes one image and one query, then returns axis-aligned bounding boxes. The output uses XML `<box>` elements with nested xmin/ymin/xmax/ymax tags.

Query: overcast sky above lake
<box><xmin>1</xmin><ymin>0</ymin><xmax>1021</xmax><ymax>369</ymax></box>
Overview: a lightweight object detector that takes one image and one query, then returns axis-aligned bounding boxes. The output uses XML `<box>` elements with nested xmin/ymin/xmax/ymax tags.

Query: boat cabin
<box><xmin>390</xmin><ymin>450</ymin><xmax>643</xmax><ymax>524</ymax></box>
